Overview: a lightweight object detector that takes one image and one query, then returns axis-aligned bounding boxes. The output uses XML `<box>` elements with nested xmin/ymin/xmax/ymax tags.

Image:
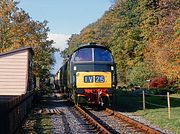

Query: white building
<box><xmin>0</xmin><ymin>47</ymin><xmax>33</xmax><ymax>95</ymax></box>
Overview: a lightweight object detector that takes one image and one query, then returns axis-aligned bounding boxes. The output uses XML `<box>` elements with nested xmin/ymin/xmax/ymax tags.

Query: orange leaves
<box><xmin>143</xmin><ymin>0</ymin><xmax>179</xmax><ymax>80</ymax></box>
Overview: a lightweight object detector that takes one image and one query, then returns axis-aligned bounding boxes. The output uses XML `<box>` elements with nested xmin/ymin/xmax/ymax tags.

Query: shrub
<box><xmin>149</xmin><ymin>76</ymin><xmax>168</xmax><ymax>88</ymax></box>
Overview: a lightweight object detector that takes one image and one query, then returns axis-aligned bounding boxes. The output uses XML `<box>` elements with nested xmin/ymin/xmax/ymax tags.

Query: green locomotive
<box><xmin>55</xmin><ymin>43</ymin><xmax>117</xmax><ymax>106</ymax></box>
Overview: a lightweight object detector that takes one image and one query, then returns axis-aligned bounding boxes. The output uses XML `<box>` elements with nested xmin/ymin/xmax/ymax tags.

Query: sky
<box><xmin>18</xmin><ymin>0</ymin><xmax>112</xmax><ymax>74</ymax></box>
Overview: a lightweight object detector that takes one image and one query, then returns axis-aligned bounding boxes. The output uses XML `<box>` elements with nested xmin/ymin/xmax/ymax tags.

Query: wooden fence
<box><xmin>142</xmin><ymin>91</ymin><xmax>171</xmax><ymax>119</ymax></box>
<box><xmin>0</xmin><ymin>91</ymin><xmax>34</xmax><ymax>134</ymax></box>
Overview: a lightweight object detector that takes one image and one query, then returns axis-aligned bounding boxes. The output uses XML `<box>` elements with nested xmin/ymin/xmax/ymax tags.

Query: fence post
<box><xmin>167</xmin><ymin>92</ymin><xmax>171</xmax><ymax>119</ymax></box>
<box><xmin>143</xmin><ymin>90</ymin><xmax>145</xmax><ymax>112</ymax></box>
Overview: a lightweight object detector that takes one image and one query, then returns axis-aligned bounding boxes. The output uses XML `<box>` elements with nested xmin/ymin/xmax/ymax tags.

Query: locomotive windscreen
<box><xmin>73</xmin><ymin>47</ymin><xmax>113</xmax><ymax>62</ymax></box>
<box><xmin>74</xmin><ymin>48</ymin><xmax>92</xmax><ymax>61</ymax></box>
<box><xmin>94</xmin><ymin>48</ymin><xmax>112</xmax><ymax>62</ymax></box>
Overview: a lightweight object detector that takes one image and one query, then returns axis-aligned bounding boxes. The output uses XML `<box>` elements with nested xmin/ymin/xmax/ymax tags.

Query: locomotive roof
<box><xmin>74</xmin><ymin>43</ymin><xmax>111</xmax><ymax>53</ymax></box>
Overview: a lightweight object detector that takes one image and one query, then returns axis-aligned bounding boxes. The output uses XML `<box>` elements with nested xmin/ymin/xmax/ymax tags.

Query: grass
<box><xmin>21</xmin><ymin>105</ymin><xmax>52</xmax><ymax>134</ymax></box>
<box><xmin>113</xmin><ymin>90</ymin><xmax>180</xmax><ymax>134</ymax></box>
<box><xmin>136</xmin><ymin>107</ymin><xmax>180</xmax><ymax>133</ymax></box>
<box><xmin>22</xmin><ymin>114</ymin><xmax>52</xmax><ymax>134</ymax></box>
<box><xmin>38</xmin><ymin>115</ymin><xmax>52</xmax><ymax>134</ymax></box>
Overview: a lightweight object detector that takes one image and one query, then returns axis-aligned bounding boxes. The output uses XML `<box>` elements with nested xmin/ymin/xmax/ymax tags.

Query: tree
<box><xmin>0</xmin><ymin>0</ymin><xmax>58</xmax><ymax>89</ymax></box>
<box><xmin>61</xmin><ymin>0</ymin><xmax>179</xmax><ymax>87</ymax></box>
<box><xmin>145</xmin><ymin>0</ymin><xmax>180</xmax><ymax>80</ymax></box>
<box><xmin>0</xmin><ymin>0</ymin><xmax>17</xmax><ymax>52</ymax></box>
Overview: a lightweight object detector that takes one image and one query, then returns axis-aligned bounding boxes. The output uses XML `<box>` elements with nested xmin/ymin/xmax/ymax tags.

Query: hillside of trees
<box><xmin>0</xmin><ymin>0</ymin><xmax>57</xmax><ymax>89</ymax></box>
<box><xmin>61</xmin><ymin>0</ymin><xmax>179</xmax><ymax>88</ymax></box>
<box><xmin>0</xmin><ymin>0</ymin><xmax>179</xmax><ymax>89</ymax></box>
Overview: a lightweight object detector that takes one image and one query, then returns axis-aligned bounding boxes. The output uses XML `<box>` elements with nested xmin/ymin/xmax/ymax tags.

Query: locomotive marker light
<box><xmin>73</xmin><ymin>66</ymin><xmax>77</xmax><ymax>70</ymax></box>
<box><xmin>111</xmin><ymin>66</ymin><xmax>114</xmax><ymax>70</ymax></box>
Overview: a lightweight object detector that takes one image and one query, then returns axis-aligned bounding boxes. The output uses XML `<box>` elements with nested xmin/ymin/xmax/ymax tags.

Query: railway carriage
<box><xmin>55</xmin><ymin>43</ymin><xmax>117</xmax><ymax>106</ymax></box>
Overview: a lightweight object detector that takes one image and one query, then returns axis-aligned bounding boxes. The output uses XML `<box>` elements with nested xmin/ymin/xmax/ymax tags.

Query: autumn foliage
<box><xmin>62</xmin><ymin>0</ymin><xmax>179</xmax><ymax>88</ymax></box>
<box><xmin>0</xmin><ymin>0</ymin><xmax>57</xmax><ymax>89</ymax></box>
<box><xmin>0</xmin><ymin>0</ymin><xmax>179</xmax><ymax>89</ymax></box>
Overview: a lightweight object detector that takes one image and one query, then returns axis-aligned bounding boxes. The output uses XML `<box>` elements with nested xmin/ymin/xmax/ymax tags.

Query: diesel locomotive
<box><xmin>55</xmin><ymin>43</ymin><xmax>117</xmax><ymax>106</ymax></box>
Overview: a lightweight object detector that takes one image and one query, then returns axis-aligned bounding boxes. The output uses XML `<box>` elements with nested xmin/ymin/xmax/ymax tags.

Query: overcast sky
<box><xmin>18</xmin><ymin>0</ymin><xmax>112</xmax><ymax>74</ymax></box>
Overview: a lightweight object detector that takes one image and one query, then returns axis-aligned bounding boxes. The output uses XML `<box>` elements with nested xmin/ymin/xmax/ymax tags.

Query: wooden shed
<box><xmin>0</xmin><ymin>47</ymin><xmax>33</xmax><ymax>95</ymax></box>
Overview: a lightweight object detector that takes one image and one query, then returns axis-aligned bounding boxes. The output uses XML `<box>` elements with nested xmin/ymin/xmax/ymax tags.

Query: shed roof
<box><xmin>0</xmin><ymin>47</ymin><xmax>33</xmax><ymax>57</ymax></box>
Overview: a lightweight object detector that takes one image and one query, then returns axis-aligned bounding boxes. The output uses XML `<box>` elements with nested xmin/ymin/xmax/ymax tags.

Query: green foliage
<box><xmin>61</xmin><ymin>0</ymin><xmax>179</xmax><ymax>87</ymax></box>
<box><xmin>144</xmin><ymin>0</ymin><xmax>180</xmax><ymax>79</ymax></box>
<box><xmin>127</xmin><ymin>62</ymin><xmax>154</xmax><ymax>87</ymax></box>
<box><xmin>111</xmin><ymin>0</ymin><xmax>156</xmax><ymax>85</ymax></box>
<box><xmin>0</xmin><ymin>0</ymin><xmax>58</xmax><ymax>89</ymax></box>
<box><xmin>60</xmin><ymin>9</ymin><xmax>118</xmax><ymax>58</ymax></box>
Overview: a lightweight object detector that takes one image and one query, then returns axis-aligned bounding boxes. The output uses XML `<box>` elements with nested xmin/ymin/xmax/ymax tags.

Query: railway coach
<box><xmin>55</xmin><ymin>43</ymin><xmax>117</xmax><ymax>106</ymax></box>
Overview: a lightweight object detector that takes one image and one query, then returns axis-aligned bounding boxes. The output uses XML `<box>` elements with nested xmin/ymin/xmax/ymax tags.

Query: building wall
<box><xmin>0</xmin><ymin>50</ymin><xmax>28</xmax><ymax>95</ymax></box>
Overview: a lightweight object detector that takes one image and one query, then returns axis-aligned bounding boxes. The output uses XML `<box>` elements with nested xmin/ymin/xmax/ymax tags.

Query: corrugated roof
<box><xmin>0</xmin><ymin>46</ymin><xmax>33</xmax><ymax>57</ymax></box>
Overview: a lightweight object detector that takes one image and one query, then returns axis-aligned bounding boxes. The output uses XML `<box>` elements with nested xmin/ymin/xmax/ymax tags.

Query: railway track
<box><xmin>74</xmin><ymin>105</ymin><xmax>162</xmax><ymax>134</ymax></box>
<box><xmin>105</xmin><ymin>108</ymin><xmax>161</xmax><ymax>134</ymax></box>
<box><xmin>21</xmin><ymin>93</ymin><xmax>164</xmax><ymax>134</ymax></box>
<box><xmin>21</xmin><ymin>94</ymin><xmax>102</xmax><ymax>133</ymax></box>
<box><xmin>74</xmin><ymin>105</ymin><xmax>111</xmax><ymax>134</ymax></box>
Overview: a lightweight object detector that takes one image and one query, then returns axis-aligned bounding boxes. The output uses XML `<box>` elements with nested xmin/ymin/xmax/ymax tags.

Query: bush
<box><xmin>149</xmin><ymin>76</ymin><xmax>168</xmax><ymax>88</ymax></box>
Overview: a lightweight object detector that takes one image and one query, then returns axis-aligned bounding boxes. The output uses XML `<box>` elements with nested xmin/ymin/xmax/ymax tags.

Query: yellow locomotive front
<box><xmin>69</xmin><ymin>43</ymin><xmax>117</xmax><ymax>106</ymax></box>
<box><xmin>76</xmin><ymin>72</ymin><xmax>112</xmax><ymax>88</ymax></box>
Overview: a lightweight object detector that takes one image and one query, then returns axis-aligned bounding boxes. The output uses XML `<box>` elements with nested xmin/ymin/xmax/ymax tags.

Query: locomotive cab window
<box><xmin>74</xmin><ymin>48</ymin><xmax>92</xmax><ymax>61</ymax></box>
<box><xmin>94</xmin><ymin>48</ymin><xmax>113</xmax><ymax>62</ymax></box>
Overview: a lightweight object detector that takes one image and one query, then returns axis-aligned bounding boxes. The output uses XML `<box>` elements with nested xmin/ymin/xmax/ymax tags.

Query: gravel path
<box><xmin>21</xmin><ymin>93</ymin><xmax>96</xmax><ymax>134</ymax></box>
<box><xmin>50</xmin><ymin>99</ymin><xmax>95</xmax><ymax>134</ymax></box>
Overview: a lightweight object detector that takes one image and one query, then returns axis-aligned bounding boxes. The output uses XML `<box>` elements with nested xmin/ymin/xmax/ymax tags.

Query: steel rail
<box><xmin>74</xmin><ymin>105</ymin><xmax>111</xmax><ymax>134</ymax></box>
<box><xmin>105</xmin><ymin>108</ymin><xmax>161</xmax><ymax>134</ymax></box>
